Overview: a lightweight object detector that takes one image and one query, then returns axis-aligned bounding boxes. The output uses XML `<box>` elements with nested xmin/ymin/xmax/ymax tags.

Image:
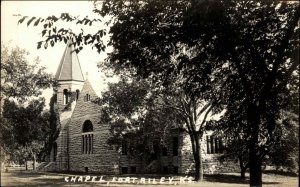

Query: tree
<box><xmin>1</xmin><ymin>43</ymin><xmax>54</xmax><ymax>102</ymax></box>
<box><xmin>41</xmin><ymin>93</ymin><xmax>61</xmax><ymax>160</ymax></box>
<box><xmin>23</xmin><ymin>1</ymin><xmax>227</xmax><ymax>180</ymax></box>
<box><xmin>98</xmin><ymin>74</ymin><xmax>184</xmax><ymax>171</ymax></box>
<box><xmin>217</xmin><ymin>65</ymin><xmax>299</xmax><ymax>179</ymax></box>
<box><xmin>1</xmin><ymin>43</ymin><xmax>55</xmax><ymax>169</ymax></box>
<box><xmin>97</xmin><ymin>0</ymin><xmax>226</xmax><ymax>181</ymax></box>
<box><xmin>214</xmin><ymin>2</ymin><xmax>299</xmax><ymax>186</ymax></box>
<box><xmin>268</xmin><ymin>110</ymin><xmax>299</xmax><ymax>173</ymax></box>
<box><xmin>1</xmin><ymin>98</ymin><xmax>50</xmax><ymax>170</ymax></box>
<box><xmin>20</xmin><ymin>0</ymin><xmax>299</xmax><ymax>185</ymax></box>
<box><xmin>217</xmin><ymin>132</ymin><xmax>249</xmax><ymax>179</ymax></box>
<box><xmin>99</xmin><ymin>77</ymin><xmax>196</xmax><ymax>175</ymax></box>
<box><xmin>98</xmin><ymin>62</ymin><xmax>224</xmax><ymax>178</ymax></box>
<box><xmin>217</xmin><ymin>110</ymin><xmax>299</xmax><ymax>180</ymax></box>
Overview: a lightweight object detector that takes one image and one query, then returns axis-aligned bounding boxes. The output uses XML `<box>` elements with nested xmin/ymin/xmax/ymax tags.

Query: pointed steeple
<box><xmin>55</xmin><ymin>42</ymin><xmax>85</xmax><ymax>82</ymax></box>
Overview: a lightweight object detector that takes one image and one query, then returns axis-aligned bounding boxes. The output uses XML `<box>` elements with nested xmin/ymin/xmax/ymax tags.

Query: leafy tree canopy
<box><xmin>98</xmin><ymin>75</ymin><xmax>183</xmax><ymax>147</ymax></box>
<box><xmin>1</xmin><ymin>43</ymin><xmax>56</xmax><ymax>167</ymax></box>
<box><xmin>1</xmin><ymin>98</ymin><xmax>51</xmax><ymax>166</ymax></box>
<box><xmin>1</xmin><ymin>43</ymin><xmax>54</xmax><ymax>102</ymax></box>
<box><xmin>19</xmin><ymin>0</ymin><xmax>299</xmax><ymax>185</ymax></box>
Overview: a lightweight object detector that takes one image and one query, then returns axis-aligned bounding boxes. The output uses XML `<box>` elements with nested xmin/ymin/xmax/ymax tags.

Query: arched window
<box><xmin>82</xmin><ymin>120</ymin><xmax>93</xmax><ymax>154</ymax></box>
<box><xmin>83</xmin><ymin>120</ymin><xmax>93</xmax><ymax>132</ymax></box>
<box><xmin>76</xmin><ymin>90</ymin><xmax>80</xmax><ymax>101</ymax></box>
<box><xmin>63</xmin><ymin>89</ymin><xmax>69</xmax><ymax>105</ymax></box>
<box><xmin>53</xmin><ymin>142</ymin><xmax>57</xmax><ymax>162</ymax></box>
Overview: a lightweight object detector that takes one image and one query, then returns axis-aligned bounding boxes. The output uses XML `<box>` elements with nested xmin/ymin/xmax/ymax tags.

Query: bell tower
<box><xmin>55</xmin><ymin>42</ymin><xmax>85</xmax><ymax>111</ymax></box>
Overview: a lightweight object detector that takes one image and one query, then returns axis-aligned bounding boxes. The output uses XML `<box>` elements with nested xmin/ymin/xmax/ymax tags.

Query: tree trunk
<box><xmin>25</xmin><ymin>159</ymin><xmax>28</xmax><ymax>170</ymax></box>
<box><xmin>241</xmin><ymin>166</ymin><xmax>247</xmax><ymax>180</ymax></box>
<box><xmin>239</xmin><ymin>155</ymin><xmax>248</xmax><ymax>179</ymax></box>
<box><xmin>249</xmin><ymin>146</ymin><xmax>262</xmax><ymax>187</ymax></box>
<box><xmin>192</xmin><ymin>133</ymin><xmax>203</xmax><ymax>181</ymax></box>
<box><xmin>33</xmin><ymin>154</ymin><xmax>36</xmax><ymax>170</ymax></box>
<box><xmin>193</xmin><ymin>148</ymin><xmax>203</xmax><ymax>181</ymax></box>
<box><xmin>1</xmin><ymin>150</ymin><xmax>6</xmax><ymax>172</ymax></box>
<box><xmin>248</xmin><ymin>104</ymin><xmax>262</xmax><ymax>187</ymax></box>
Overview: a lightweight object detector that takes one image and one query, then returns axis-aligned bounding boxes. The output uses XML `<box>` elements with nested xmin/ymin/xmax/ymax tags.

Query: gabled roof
<box><xmin>55</xmin><ymin>42</ymin><xmax>85</xmax><ymax>82</ymax></box>
<box><xmin>80</xmin><ymin>79</ymin><xmax>99</xmax><ymax>99</ymax></box>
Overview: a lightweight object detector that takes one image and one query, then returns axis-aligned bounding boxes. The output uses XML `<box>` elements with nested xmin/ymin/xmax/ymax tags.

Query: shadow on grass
<box><xmin>262</xmin><ymin>170</ymin><xmax>298</xmax><ymax>177</ymax></box>
<box><xmin>5</xmin><ymin>179</ymin><xmax>66</xmax><ymax>187</ymax></box>
<box><xmin>204</xmin><ymin>174</ymin><xmax>279</xmax><ymax>185</ymax></box>
<box><xmin>31</xmin><ymin>178</ymin><xmax>108</xmax><ymax>187</ymax></box>
<box><xmin>2</xmin><ymin>171</ymin><xmax>73</xmax><ymax>187</ymax></box>
<box><xmin>4</xmin><ymin>171</ymin><xmax>46</xmax><ymax>178</ymax></box>
<box><xmin>31</xmin><ymin>177</ymin><xmax>70</xmax><ymax>186</ymax></box>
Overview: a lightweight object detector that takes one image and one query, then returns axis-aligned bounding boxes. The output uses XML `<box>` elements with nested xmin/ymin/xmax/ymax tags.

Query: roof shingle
<box><xmin>55</xmin><ymin>43</ymin><xmax>85</xmax><ymax>82</ymax></box>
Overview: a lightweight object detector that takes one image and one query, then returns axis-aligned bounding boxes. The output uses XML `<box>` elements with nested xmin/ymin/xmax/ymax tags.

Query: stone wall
<box><xmin>68</xmin><ymin>118</ymin><xmax>120</xmax><ymax>174</ymax></box>
<box><xmin>119</xmin><ymin>155</ymin><xmax>143</xmax><ymax>174</ymax></box>
<box><xmin>181</xmin><ymin>131</ymin><xmax>239</xmax><ymax>174</ymax></box>
<box><xmin>67</xmin><ymin>80</ymin><xmax>120</xmax><ymax>174</ymax></box>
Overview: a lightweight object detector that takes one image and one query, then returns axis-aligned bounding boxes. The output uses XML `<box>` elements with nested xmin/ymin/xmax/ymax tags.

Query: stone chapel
<box><xmin>40</xmin><ymin>43</ymin><xmax>237</xmax><ymax>174</ymax></box>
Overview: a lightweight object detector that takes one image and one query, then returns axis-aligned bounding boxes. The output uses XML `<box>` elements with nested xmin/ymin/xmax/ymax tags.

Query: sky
<box><xmin>1</xmin><ymin>1</ymin><xmax>115</xmax><ymax>107</ymax></box>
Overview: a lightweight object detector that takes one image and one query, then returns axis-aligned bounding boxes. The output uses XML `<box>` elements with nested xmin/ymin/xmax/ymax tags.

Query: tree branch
<box><xmin>155</xmin><ymin>94</ymin><xmax>186</xmax><ymax>115</ymax></box>
<box><xmin>178</xmin><ymin>94</ymin><xmax>193</xmax><ymax>118</ymax></box>
<box><xmin>197</xmin><ymin>102</ymin><xmax>212</xmax><ymax>117</ymax></box>
<box><xmin>198</xmin><ymin>103</ymin><xmax>215</xmax><ymax>131</ymax></box>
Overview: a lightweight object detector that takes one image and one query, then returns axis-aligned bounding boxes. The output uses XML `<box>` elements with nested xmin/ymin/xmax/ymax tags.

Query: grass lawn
<box><xmin>1</xmin><ymin>169</ymin><xmax>298</xmax><ymax>187</ymax></box>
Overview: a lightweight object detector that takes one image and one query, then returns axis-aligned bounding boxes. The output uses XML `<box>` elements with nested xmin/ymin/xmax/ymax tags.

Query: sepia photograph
<box><xmin>1</xmin><ymin>1</ymin><xmax>299</xmax><ymax>187</ymax></box>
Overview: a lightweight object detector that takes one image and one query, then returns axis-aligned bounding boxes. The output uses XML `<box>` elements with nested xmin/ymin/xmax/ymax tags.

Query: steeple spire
<box><xmin>55</xmin><ymin>42</ymin><xmax>84</xmax><ymax>82</ymax></box>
